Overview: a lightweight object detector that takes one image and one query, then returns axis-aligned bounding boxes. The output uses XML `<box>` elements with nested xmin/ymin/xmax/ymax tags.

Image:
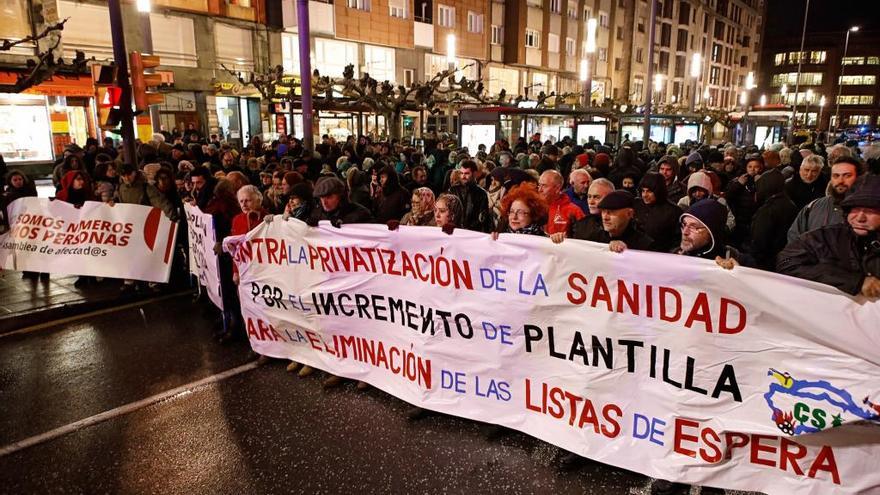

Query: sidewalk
<box><xmin>0</xmin><ymin>270</ymin><xmax>188</xmax><ymax>334</ymax></box>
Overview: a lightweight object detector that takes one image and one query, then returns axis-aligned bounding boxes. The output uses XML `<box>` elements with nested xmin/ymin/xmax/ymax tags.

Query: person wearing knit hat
<box><xmin>678</xmin><ymin>170</ymin><xmax>736</xmax><ymax>233</ymax></box>
<box><xmin>778</xmin><ymin>175</ymin><xmax>880</xmax><ymax>297</ymax></box>
<box><xmin>673</xmin><ymin>198</ymin><xmax>751</xmax><ymax>269</ymax></box>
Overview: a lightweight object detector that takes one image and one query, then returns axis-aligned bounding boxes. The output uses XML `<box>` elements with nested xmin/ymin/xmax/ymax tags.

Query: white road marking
<box><xmin>0</xmin><ymin>361</ymin><xmax>260</xmax><ymax>457</ymax></box>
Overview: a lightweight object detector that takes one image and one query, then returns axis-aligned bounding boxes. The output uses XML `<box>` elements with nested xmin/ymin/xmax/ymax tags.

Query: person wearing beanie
<box><xmin>678</xmin><ymin>170</ymin><xmax>736</xmax><ymax>234</ymax></box>
<box><xmin>591</xmin><ymin>152</ymin><xmax>611</xmax><ymax>179</ymax></box>
<box><xmin>777</xmin><ymin>175</ymin><xmax>880</xmax><ymax>297</ymax></box>
<box><xmin>634</xmin><ymin>172</ymin><xmax>683</xmax><ymax>252</ymax></box>
<box><xmin>673</xmin><ymin>198</ymin><xmax>751</xmax><ymax>268</ymax></box>
<box><xmin>684</xmin><ymin>151</ymin><xmax>704</xmax><ymax>175</ymax></box>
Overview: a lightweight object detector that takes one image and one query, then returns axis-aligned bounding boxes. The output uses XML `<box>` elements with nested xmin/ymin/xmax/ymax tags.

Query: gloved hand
<box><xmin>263</xmin><ymin>215</ymin><xmax>274</xmax><ymax>224</ymax></box>
<box><xmin>330</xmin><ymin>218</ymin><xmax>343</xmax><ymax>229</ymax></box>
<box><xmin>387</xmin><ymin>220</ymin><xmax>400</xmax><ymax>231</ymax></box>
<box><xmin>305</xmin><ymin>217</ymin><xmax>319</xmax><ymax>227</ymax></box>
<box><xmin>442</xmin><ymin>223</ymin><xmax>455</xmax><ymax>236</ymax></box>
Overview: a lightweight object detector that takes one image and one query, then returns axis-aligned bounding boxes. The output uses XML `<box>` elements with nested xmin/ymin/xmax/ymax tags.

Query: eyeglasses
<box><xmin>508</xmin><ymin>209</ymin><xmax>531</xmax><ymax>217</ymax></box>
<box><xmin>680</xmin><ymin>221</ymin><xmax>707</xmax><ymax>234</ymax></box>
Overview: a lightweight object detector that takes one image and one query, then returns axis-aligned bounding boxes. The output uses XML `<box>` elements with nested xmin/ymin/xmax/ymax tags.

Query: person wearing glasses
<box><xmin>492</xmin><ymin>183</ymin><xmax>549</xmax><ymax>238</ymax></box>
<box><xmin>674</xmin><ymin>198</ymin><xmax>753</xmax><ymax>269</ymax></box>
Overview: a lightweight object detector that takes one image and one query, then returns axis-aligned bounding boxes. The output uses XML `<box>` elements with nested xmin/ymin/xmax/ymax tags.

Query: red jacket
<box><xmin>231</xmin><ymin>208</ymin><xmax>268</xmax><ymax>277</ymax></box>
<box><xmin>545</xmin><ymin>193</ymin><xmax>585</xmax><ymax>235</ymax></box>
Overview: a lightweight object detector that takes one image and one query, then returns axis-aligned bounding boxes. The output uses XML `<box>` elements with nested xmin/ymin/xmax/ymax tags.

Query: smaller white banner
<box><xmin>0</xmin><ymin>197</ymin><xmax>177</xmax><ymax>283</ymax></box>
<box><xmin>184</xmin><ymin>203</ymin><xmax>224</xmax><ymax>310</ymax></box>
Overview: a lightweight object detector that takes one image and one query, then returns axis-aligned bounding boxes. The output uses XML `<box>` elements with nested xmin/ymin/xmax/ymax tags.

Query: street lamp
<box><xmin>760</xmin><ymin>94</ymin><xmax>767</xmax><ymax>107</ymax></box>
<box><xmin>818</xmin><ymin>95</ymin><xmax>826</xmax><ymax>132</ymax></box>
<box><xmin>584</xmin><ymin>18</ymin><xmax>598</xmax><ymax>108</ymax></box>
<box><xmin>136</xmin><ymin>0</ymin><xmax>151</xmax><ymax>12</ymax></box>
<box><xmin>689</xmin><ymin>53</ymin><xmax>701</xmax><ymax>112</ymax></box>
<box><xmin>833</xmin><ymin>26</ymin><xmax>859</xmax><ymax>134</ymax></box>
<box><xmin>579</xmin><ymin>58</ymin><xmax>589</xmax><ymax>107</ymax></box>
<box><xmin>446</xmin><ymin>34</ymin><xmax>456</xmax><ymax>137</ymax></box>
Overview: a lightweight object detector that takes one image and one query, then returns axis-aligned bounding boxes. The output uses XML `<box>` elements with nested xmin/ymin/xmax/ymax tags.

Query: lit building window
<box><xmin>525</xmin><ymin>29</ymin><xmax>540</xmax><ymax>49</ymax></box>
<box><xmin>438</xmin><ymin>4</ymin><xmax>454</xmax><ymax>28</ymax></box>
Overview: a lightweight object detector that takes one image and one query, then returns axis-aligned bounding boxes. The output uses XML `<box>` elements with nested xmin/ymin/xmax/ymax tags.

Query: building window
<box><xmin>467</xmin><ymin>12</ymin><xmax>483</xmax><ymax>33</ymax></box>
<box><xmin>598</xmin><ymin>11</ymin><xmax>609</xmax><ymax>28</ymax></box>
<box><xmin>867</xmin><ymin>57</ymin><xmax>880</xmax><ymax>65</ymax></box>
<box><xmin>842</xmin><ymin>56</ymin><xmax>864</xmax><ymax>65</ymax></box>
<box><xmin>389</xmin><ymin>0</ymin><xmax>406</xmax><ymax>18</ymax></box>
<box><xmin>403</xmin><ymin>68</ymin><xmax>415</xmax><ymax>87</ymax></box>
<box><xmin>583</xmin><ymin>6</ymin><xmax>592</xmax><ymax>20</ymax></box>
<box><xmin>839</xmin><ymin>75</ymin><xmax>877</xmax><ymax>85</ymax></box>
<box><xmin>438</xmin><ymin>4</ymin><xmax>454</xmax><ymax>27</ymax></box>
<box><xmin>809</xmin><ymin>51</ymin><xmax>826</xmax><ymax>64</ymax></box>
<box><xmin>632</xmin><ymin>77</ymin><xmax>644</xmax><ymax>101</ymax></box>
<box><xmin>709</xmin><ymin>66</ymin><xmax>719</xmax><ymax>84</ymax></box>
<box><xmin>567</xmin><ymin>5</ymin><xmax>577</xmax><ymax>19</ymax></box>
<box><xmin>837</xmin><ymin>95</ymin><xmax>874</xmax><ymax>105</ymax></box>
<box><xmin>491</xmin><ymin>25</ymin><xmax>503</xmax><ymax>45</ymax></box>
<box><xmin>616</xmin><ymin>26</ymin><xmax>624</xmax><ymax>41</ymax></box>
<box><xmin>848</xmin><ymin>115</ymin><xmax>872</xmax><ymax>125</ymax></box>
<box><xmin>598</xmin><ymin>47</ymin><xmax>607</xmax><ymax>62</ymax></box>
<box><xmin>281</xmin><ymin>32</ymin><xmax>300</xmax><ymax>74</ymax></box>
<box><xmin>549</xmin><ymin>0</ymin><xmax>561</xmax><ymax>14</ymax></box>
<box><xmin>314</xmin><ymin>38</ymin><xmax>358</xmax><ymax>78</ymax></box>
<box><xmin>525</xmin><ymin>29</ymin><xmax>540</xmax><ymax>48</ymax></box>
<box><xmin>614</xmin><ymin>57</ymin><xmax>622</xmax><ymax>71</ymax></box>
<box><xmin>364</xmin><ymin>44</ymin><xmax>395</xmax><ymax>82</ymax></box>
<box><xmin>565</xmin><ymin>37</ymin><xmax>575</xmax><ymax>55</ymax></box>
<box><xmin>637</xmin><ymin>17</ymin><xmax>645</xmax><ymax>33</ymax></box>
<box><xmin>548</xmin><ymin>33</ymin><xmax>559</xmax><ymax>53</ymax></box>
<box><xmin>770</xmin><ymin>72</ymin><xmax>823</xmax><ymax>87</ymax></box>
<box><xmin>635</xmin><ymin>48</ymin><xmax>643</xmax><ymax>63</ymax></box>
<box><xmin>347</xmin><ymin>0</ymin><xmax>370</xmax><ymax>11</ymax></box>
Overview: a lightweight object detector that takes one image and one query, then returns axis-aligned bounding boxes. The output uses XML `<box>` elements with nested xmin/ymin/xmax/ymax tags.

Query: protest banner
<box><xmin>0</xmin><ymin>197</ymin><xmax>177</xmax><ymax>283</ymax></box>
<box><xmin>184</xmin><ymin>203</ymin><xmax>224</xmax><ymax>310</ymax></box>
<box><xmin>225</xmin><ymin>218</ymin><xmax>880</xmax><ymax>494</ymax></box>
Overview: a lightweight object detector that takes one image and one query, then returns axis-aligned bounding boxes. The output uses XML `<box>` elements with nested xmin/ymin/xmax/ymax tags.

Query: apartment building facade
<box><xmin>278</xmin><ymin>0</ymin><xmax>764</xmax><ymax>141</ymax></box>
<box><xmin>759</xmin><ymin>29</ymin><xmax>880</xmax><ymax>132</ymax></box>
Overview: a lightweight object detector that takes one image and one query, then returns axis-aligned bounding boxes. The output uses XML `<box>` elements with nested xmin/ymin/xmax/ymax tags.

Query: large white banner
<box><xmin>184</xmin><ymin>203</ymin><xmax>224</xmax><ymax>310</ymax></box>
<box><xmin>225</xmin><ymin>218</ymin><xmax>880</xmax><ymax>495</ymax></box>
<box><xmin>0</xmin><ymin>197</ymin><xmax>177</xmax><ymax>283</ymax></box>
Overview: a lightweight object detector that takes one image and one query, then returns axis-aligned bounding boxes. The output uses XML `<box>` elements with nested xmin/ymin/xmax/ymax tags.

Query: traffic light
<box><xmin>129</xmin><ymin>51</ymin><xmax>164</xmax><ymax>112</ymax></box>
<box><xmin>92</xmin><ymin>63</ymin><xmax>124</xmax><ymax>130</ymax></box>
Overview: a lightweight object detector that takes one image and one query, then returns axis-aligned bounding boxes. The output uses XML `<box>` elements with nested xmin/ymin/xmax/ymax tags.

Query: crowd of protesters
<box><xmin>2</xmin><ymin>125</ymin><xmax>879</xmax><ymax>492</ymax></box>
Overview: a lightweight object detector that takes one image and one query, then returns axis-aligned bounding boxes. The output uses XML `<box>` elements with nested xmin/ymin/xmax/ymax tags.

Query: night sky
<box><xmin>765</xmin><ymin>0</ymin><xmax>880</xmax><ymax>38</ymax></box>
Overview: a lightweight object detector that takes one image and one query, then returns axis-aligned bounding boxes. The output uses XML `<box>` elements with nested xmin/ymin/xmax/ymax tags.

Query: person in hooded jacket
<box><xmin>346</xmin><ymin>168</ymin><xmax>373</xmax><ymax>211</ymax></box>
<box><xmin>373</xmin><ymin>165</ymin><xmax>410</xmax><ymax>223</ymax></box>
<box><xmin>784</xmin><ymin>154</ymin><xmax>828</xmax><ymax>211</ymax></box>
<box><xmin>748</xmin><ymin>170</ymin><xmax>799</xmax><ymax>271</ymax></box>
<box><xmin>777</xmin><ymin>175</ymin><xmax>880</xmax><ymax>298</ymax></box>
<box><xmin>634</xmin><ymin>173</ymin><xmax>683</xmax><ymax>252</ymax></box>
<box><xmin>678</xmin><ymin>170</ymin><xmax>736</xmax><ymax>234</ymax></box>
<box><xmin>55</xmin><ymin>170</ymin><xmax>93</xmax><ymax>207</ymax></box>
<box><xmin>607</xmin><ymin>147</ymin><xmax>643</xmax><ymax>189</ymax></box>
<box><xmin>2</xmin><ymin>171</ymin><xmax>37</xmax><ymax>230</ymax></box>
<box><xmin>655</xmin><ymin>156</ymin><xmax>685</xmax><ymax>204</ymax></box>
<box><xmin>673</xmin><ymin>198</ymin><xmax>753</xmax><ymax>267</ymax></box>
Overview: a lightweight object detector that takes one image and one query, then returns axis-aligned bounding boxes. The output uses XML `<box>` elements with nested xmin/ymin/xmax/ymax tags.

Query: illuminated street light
<box><xmin>833</xmin><ymin>26</ymin><xmax>860</xmax><ymax>133</ymax></box>
<box><xmin>585</xmin><ymin>19</ymin><xmax>597</xmax><ymax>53</ymax></box>
<box><xmin>579</xmin><ymin>59</ymin><xmax>589</xmax><ymax>82</ymax></box>
<box><xmin>653</xmin><ymin>74</ymin><xmax>663</xmax><ymax>93</ymax></box>
<box><xmin>760</xmin><ymin>94</ymin><xmax>767</xmax><ymax>107</ymax></box>
<box><xmin>136</xmin><ymin>0</ymin><xmax>151</xmax><ymax>12</ymax></box>
<box><xmin>746</xmin><ymin>71</ymin><xmax>755</xmax><ymax>90</ymax></box>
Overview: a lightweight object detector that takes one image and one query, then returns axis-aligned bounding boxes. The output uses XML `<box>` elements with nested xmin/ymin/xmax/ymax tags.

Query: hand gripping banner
<box><xmin>224</xmin><ymin>218</ymin><xmax>880</xmax><ymax>494</ymax></box>
<box><xmin>0</xmin><ymin>197</ymin><xmax>177</xmax><ymax>283</ymax></box>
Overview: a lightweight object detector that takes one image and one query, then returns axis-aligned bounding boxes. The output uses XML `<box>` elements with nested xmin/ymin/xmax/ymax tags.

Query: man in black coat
<box><xmin>634</xmin><ymin>172</ymin><xmax>682</xmax><ymax>252</ymax></box>
<box><xmin>306</xmin><ymin>177</ymin><xmax>374</xmax><ymax>227</ymax></box>
<box><xmin>749</xmin><ymin>170</ymin><xmax>799</xmax><ymax>271</ymax></box>
<box><xmin>777</xmin><ymin>176</ymin><xmax>880</xmax><ymax>297</ymax></box>
<box><xmin>449</xmin><ymin>160</ymin><xmax>492</xmax><ymax>232</ymax></box>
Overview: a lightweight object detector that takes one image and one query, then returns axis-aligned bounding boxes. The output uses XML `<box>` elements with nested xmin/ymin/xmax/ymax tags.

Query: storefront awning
<box><xmin>0</xmin><ymin>71</ymin><xmax>94</xmax><ymax>98</ymax></box>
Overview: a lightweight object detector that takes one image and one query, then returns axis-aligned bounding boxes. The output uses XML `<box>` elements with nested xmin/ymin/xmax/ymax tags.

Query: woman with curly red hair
<box><xmin>495</xmin><ymin>183</ymin><xmax>549</xmax><ymax>237</ymax></box>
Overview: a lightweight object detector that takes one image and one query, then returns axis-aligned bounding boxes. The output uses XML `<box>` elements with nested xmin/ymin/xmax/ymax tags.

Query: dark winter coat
<box><xmin>448</xmin><ymin>181</ymin><xmax>492</xmax><ymax>232</ymax></box>
<box><xmin>785</xmin><ymin>173</ymin><xmax>829</xmax><ymax>211</ymax></box>
<box><xmin>374</xmin><ymin>167</ymin><xmax>410</xmax><ymax>223</ymax></box>
<box><xmin>633</xmin><ymin>173</ymin><xmax>682</xmax><ymax>252</ymax></box>
<box><xmin>749</xmin><ymin>172</ymin><xmax>799</xmax><ymax>271</ymax></box>
<box><xmin>777</xmin><ymin>224</ymin><xmax>880</xmax><ymax>295</ymax></box>
<box><xmin>306</xmin><ymin>199</ymin><xmax>374</xmax><ymax>227</ymax></box>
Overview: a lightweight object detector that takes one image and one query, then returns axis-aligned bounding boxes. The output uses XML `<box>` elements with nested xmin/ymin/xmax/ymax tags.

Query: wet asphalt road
<box><xmin>0</xmin><ymin>295</ymin><xmax>692</xmax><ymax>494</ymax></box>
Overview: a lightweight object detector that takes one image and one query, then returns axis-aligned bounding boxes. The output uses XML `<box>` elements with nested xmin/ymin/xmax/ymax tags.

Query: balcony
<box><xmin>414</xmin><ymin>22</ymin><xmax>433</xmax><ymax>49</ymax></box>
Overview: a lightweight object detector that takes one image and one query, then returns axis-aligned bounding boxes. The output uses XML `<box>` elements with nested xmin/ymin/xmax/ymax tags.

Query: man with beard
<box><xmin>787</xmin><ymin>157</ymin><xmax>862</xmax><ymax>243</ymax></box>
<box><xmin>449</xmin><ymin>160</ymin><xmax>492</xmax><ymax>232</ymax></box>
<box><xmin>778</xmin><ymin>175</ymin><xmax>880</xmax><ymax>298</ymax></box>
